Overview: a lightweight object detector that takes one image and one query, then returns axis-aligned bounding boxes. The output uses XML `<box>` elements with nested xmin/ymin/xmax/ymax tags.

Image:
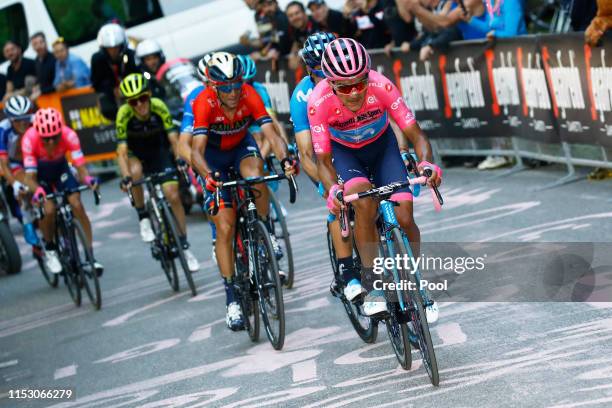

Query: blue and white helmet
<box><xmin>3</xmin><ymin>95</ymin><xmax>33</xmax><ymax>120</ymax></box>
<box><xmin>300</xmin><ymin>32</ymin><xmax>336</xmax><ymax>68</ymax></box>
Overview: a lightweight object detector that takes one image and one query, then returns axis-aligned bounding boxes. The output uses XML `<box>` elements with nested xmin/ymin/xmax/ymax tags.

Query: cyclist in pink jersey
<box><xmin>308</xmin><ymin>38</ymin><xmax>442</xmax><ymax>317</ymax></box>
<box><xmin>22</xmin><ymin>108</ymin><xmax>102</xmax><ymax>275</ymax></box>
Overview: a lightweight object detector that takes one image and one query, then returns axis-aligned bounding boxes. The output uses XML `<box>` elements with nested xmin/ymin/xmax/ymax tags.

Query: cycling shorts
<box><xmin>132</xmin><ymin>150</ymin><xmax>178</xmax><ymax>184</ymax></box>
<box><xmin>204</xmin><ymin>133</ymin><xmax>262</xmax><ymax>211</ymax></box>
<box><xmin>9</xmin><ymin>158</ymin><xmax>23</xmax><ymax>175</ymax></box>
<box><xmin>37</xmin><ymin>159</ymin><xmax>79</xmax><ymax>194</ymax></box>
<box><xmin>331</xmin><ymin>125</ymin><xmax>412</xmax><ymax>202</ymax></box>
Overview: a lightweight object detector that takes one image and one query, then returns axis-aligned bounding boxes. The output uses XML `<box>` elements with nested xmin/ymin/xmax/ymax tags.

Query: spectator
<box><xmin>347</xmin><ymin>0</ymin><xmax>391</xmax><ymax>49</ymax></box>
<box><xmin>286</xmin><ymin>1</ymin><xmax>319</xmax><ymax>69</ymax></box>
<box><xmin>90</xmin><ymin>23</ymin><xmax>139</xmax><ymax>120</ymax></box>
<box><xmin>242</xmin><ymin>0</ymin><xmax>292</xmax><ymax>60</ymax></box>
<box><xmin>382</xmin><ymin>0</ymin><xmax>418</xmax><ymax>56</ymax></box>
<box><xmin>30</xmin><ymin>32</ymin><xmax>56</xmax><ymax>99</ymax></box>
<box><xmin>2</xmin><ymin>40</ymin><xmax>36</xmax><ymax>103</ymax></box>
<box><xmin>52</xmin><ymin>37</ymin><xmax>91</xmax><ymax>92</ymax></box>
<box><xmin>585</xmin><ymin>0</ymin><xmax>612</xmax><ymax>46</ymax></box>
<box><xmin>135</xmin><ymin>39</ymin><xmax>166</xmax><ymax>100</ymax></box>
<box><xmin>0</xmin><ymin>74</ymin><xmax>5</xmax><ymax>101</ymax></box>
<box><xmin>308</xmin><ymin>0</ymin><xmax>357</xmax><ymax>38</ymax></box>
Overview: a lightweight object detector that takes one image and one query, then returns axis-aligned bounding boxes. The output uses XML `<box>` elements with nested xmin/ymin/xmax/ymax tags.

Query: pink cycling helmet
<box><xmin>321</xmin><ymin>38</ymin><xmax>370</xmax><ymax>81</ymax></box>
<box><xmin>34</xmin><ymin>108</ymin><xmax>63</xmax><ymax>137</ymax></box>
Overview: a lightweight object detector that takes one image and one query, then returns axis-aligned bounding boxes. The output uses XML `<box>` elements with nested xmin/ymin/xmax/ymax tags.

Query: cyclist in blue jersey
<box><xmin>0</xmin><ymin>96</ymin><xmax>39</xmax><ymax>246</ymax></box>
<box><xmin>289</xmin><ymin>32</ymin><xmax>363</xmax><ymax>301</ymax></box>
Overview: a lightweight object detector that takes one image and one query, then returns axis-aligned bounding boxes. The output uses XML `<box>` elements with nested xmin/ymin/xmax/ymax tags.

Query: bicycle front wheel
<box><xmin>56</xmin><ymin>222</ymin><xmax>80</xmax><ymax>306</ymax></box>
<box><xmin>392</xmin><ymin>228</ymin><xmax>439</xmax><ymax>385</ymax></box>
<box><xmin>252</xmin><ymin>219</ymin><xmax>285</xmax><ymax>350</ymax></box>
<box><xmin>163</xmin><ymin>202</ymin><xmax>196</xmax><ymax>296</ymax></box>
<box><xmin>148</xmin><ymin>201</ymin><xmax>179</xmax><ymax>292</ymax></box>
<box><xmin>235</xmin><ymin>226</ymin><xmax>260</xmax><ymax>342</ymax></box>
<box><xmin>269</xmin><ymin>188</ymin><xmax>294</xmax><ymax>289</ymax></box>
<box><xmin>382</xmin><ymin>230</ymin><xmax>412</xmax><ymax>369</ymax></box>
<box><xmin>73</xmin><ymin>219</ymin><xmax>101</xmax><ymax>310</ymax></box>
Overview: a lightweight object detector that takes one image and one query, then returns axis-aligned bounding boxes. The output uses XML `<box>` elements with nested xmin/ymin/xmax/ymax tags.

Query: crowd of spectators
<box><xmin>240</xmin><ymin>0</ymin><xmax>535</xmax><ymax>66</ymax></box>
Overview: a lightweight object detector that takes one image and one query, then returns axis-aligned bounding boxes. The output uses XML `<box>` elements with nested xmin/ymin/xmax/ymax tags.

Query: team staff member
<box><xmin>190</xmin><ymin>52</ymin><xmax>297</xmax><ymax>330</ymax></box>
<box><xmin>22</xmin><ymin>108</ymin><xmax>102</xmax><ymax>275</ymax></box>
<box><xmin>115</xmin><ymin>73</ymin><xmax>199</xmax><ymax>272</ymax></box>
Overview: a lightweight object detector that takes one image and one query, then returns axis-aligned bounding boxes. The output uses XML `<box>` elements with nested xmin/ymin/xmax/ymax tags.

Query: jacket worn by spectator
<box><xmin>350</xmin><ymin>1</ymin><xmax>391</xmax><ymax>49</ymax></box>
<box><xmin>255</xmin><ymin>8</ymin><xmax>293</xmax><ymax>55</ymax></box>
<box><xmin>289</xmin><ymin>17</ymin><xmax>319</xmax><ymax>50</ymax></box>
<box><xmin>322</xmin><ymin>8</ymin><xmax>357</xmax><ymax>38</ymax></box>
<box><xmin>35</xmin><ymin>52</ymin><xmax>56</xmax><ymax>94</ymax></box>
<box><xmin>90</xmin><ymin>47</ymin><xmax>138</xmax><ymax>120</ymax></box>
<box><xmin>410</xmin><ymin>26</ymin><xmax>462</xmax><ymax>53</ymax></box>
<box><xmin>54</xmin><ymin>53</ymin><xmax>91</xmax><ymax>89</ymax></box>
<box><xmin>7</xmin><ymin>57</ymin><xmax>36</xmax><ymax>90</ymax></box>
<box><xmin>383</xmin><ymin>0</ymin><xmax>417</xmax><ymax>47</ymax></box>
<box><xmin>459</xmin><ymin>0</ymin><xmax>527</xmax><ymax>39</ymax></box>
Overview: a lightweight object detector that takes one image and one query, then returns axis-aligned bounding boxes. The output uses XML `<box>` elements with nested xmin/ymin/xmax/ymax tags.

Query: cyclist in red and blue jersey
<box><xmin>308</xmin><ymin>38</ymin><xmax>441</xmax><ymax>318</ymax></box>
<box><xmin>190</xmin><ymin>52</ymin><xmax>297</xmax><ymax>331</ymax></box>
<box><xmin>22</xmin><ymin>108</ymin><xmax>102</xmax><ymax>276</ymax></box>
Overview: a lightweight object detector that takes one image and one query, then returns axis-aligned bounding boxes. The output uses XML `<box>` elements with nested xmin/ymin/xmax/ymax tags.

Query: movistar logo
<box><xmin>296</xmin><ymin>88</ymin><xmax>313</xmax><ymax>103</ymax></box>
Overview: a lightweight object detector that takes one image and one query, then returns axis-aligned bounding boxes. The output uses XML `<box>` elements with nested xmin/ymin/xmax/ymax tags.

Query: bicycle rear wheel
<box><xmin>269</xmin><ymin>188</ymin><xmax>294</xmax><ymax>289</ymax></box>
<box><xmin>73</xmin><ymin>220</ymin><xmax>101</xmax><ymax>310</ymax></box>
<box><xmin>148</xmin><ymin>201</ymin><xmax>179</xmax><ymax>292</ymax></box>
<box><xmin>235</xmin><ymin>227</ymin><xmax>260</xmax><ymax>342</ymax></box>
<box><xmin>326</xmin><ymin>225</ymin><xmax>378</xmax><ymax>344</ymax></box>
<box><xmin>253</xmin><ymin>219</ymin><xmax>284</xmax><ymax>350</ymax></box>
<box><xmin>163</xmin><ymin>202</ymin><xmax>197</xmax><ymax>296</ymax></box>
<box><xmin>382</xmin><ymin>231</ymin><xmax>412</xmax><ymax>369</ymax></box>
<box><xmin>0</xmin><ymin>221</ymin><xmax>21</xmax><ymax>275</ymax></box>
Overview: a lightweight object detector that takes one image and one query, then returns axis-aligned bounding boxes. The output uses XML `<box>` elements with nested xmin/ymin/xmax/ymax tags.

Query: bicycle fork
<box><xmin>379</xmin><ymin>201</ymin><xmax>433</xmax><ymax>313</ymax></box>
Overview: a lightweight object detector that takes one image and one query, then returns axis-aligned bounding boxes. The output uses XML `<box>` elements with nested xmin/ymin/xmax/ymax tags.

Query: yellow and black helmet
<box><xmin>119</xmin><ymin>73</ymin><xmax>149</xmax><ymax>99</ymax></box>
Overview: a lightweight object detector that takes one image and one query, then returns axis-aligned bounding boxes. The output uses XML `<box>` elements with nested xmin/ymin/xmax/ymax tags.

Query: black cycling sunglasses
<box><xmin>127</xmin><ymin>94</ymin><xmax>150</xmax><ymax>107</ymax></box>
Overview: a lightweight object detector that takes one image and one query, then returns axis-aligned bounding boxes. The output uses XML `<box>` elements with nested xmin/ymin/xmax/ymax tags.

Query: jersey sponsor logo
<box><xmin>312</xmin><ymin>124</ymin><xmax>325</xmax><ymax>133</ymax></box>
<box><xmin>385</xmin><ymin>83</ymin><xmax>393</xmax><ymax>92</ymax></box>
<box><xmin>331</xmin><ymin>109</ymin><xmax>383</xmax><ymax>129</ymax></box>
<box><xmin>309</xmin><ymin>107</ymin><xmax>316</xmax><ymax>116</ymax></box>
<box><xmin>390</xmin><ymin>96</ymin><xmax>403</xmax><ymax>111</ymax></box>
<box><xmin>367</xmin><ymin>96</ymin><xmax>376</xmax><ymax>104</ymax></box>
<box><xmin>209</xmin><ymin>118</ymin><xmax>251</xmax><ymax>134</ymax></box>
<box><xmin>313</xmin><ymin>91</ymin><xmax>334</xmax><ymax>107</ymax></box>
<box><xmin>296</xmin><ymin>88</ymin><xmax>312</xmax><ymax>103</ymax></box>
<box><xmin>215</xmin><ymin>116</ymin><xmax>226</xmax><ymax>121</ymax></box>
<box><xmin>334</xmin><ymin>108</ymin><xmax>341</xmax><ymax>115</ymax></box>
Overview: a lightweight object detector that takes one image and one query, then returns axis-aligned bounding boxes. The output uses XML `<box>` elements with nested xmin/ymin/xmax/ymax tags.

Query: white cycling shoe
<box><xmin>211</xmin><ymin>240</ymin><xmax>217</xmax><ymax>266</ymax></box>
<box><xmin>343</xmin><ymin>279</ymin><xmax>364</xmax><ymax>302</ymax></box>
<box><xmin>226</xmin><ymin>301</ymin><xmax>244</xmax><ymax>331</ymax></box>
<box><xmin>139</xmin><ymin>218</ymin><xmax>155</xmax><ymax>242</ymax></box>
<box><xmin>184</xmin><ymin>249</ymin><xmax>199</xmax><ymax>272</ymax></box>
<box><xmin>363</xmin><ymin>290</ymin><xmax>388</xmax><ymax>316</ymax></box>
<box><xmin>44</xmin><ymin>250</ymin><xmax>63</xmax><ymax>274</ymax></box>
<box><xmin>426</xmin><ymin>301</ymin><xmax>439</xmax><ymax>324</ymax></box>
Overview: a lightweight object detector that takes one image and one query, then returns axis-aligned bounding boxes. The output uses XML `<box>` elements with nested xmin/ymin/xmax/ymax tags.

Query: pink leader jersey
<box><xmin>307</xmin><ymin>70</ymin><xmax>416</xmax><ymax>154</ymax></box>
<box><xmin>21</xmin><ymin>126</ymin><xmax>86</xmax><ymax>172</ymax></box>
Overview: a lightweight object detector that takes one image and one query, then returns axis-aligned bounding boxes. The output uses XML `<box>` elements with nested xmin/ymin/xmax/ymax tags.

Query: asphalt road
<box><xmin>1</xmin><ymin>164</ymin><xmax>612</xmax><ymax>408</ymax></box>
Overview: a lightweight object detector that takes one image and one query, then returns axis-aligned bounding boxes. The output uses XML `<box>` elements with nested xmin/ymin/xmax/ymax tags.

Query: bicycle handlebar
<box><xmin>126</xmin><ymin>169</ymin><xmax>177</xmax><ymax>207</ymax></box>
<box><xmin>45</xmin><ymin>184</ymin><xmax>100</xmax><ymax>205</ymax></box>
<box><xmin>209</xmin><ymin>172</ymin><xmax>297</xmax><ymax>216</ymax></box>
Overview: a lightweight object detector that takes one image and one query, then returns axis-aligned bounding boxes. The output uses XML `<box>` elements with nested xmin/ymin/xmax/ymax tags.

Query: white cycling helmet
<box><xmin>97</xmin><ymin>23</ymin><xmax>126</xmax><ymax>48</ymax></box>
<box><xmin>205</xmin><ymin>52</ymin><xmax>242</xmax><ymax>84</ymax></box>
<box><xmin>196</xmin><ymin>52</ymin><xmax>215</xmax><ymax>82</ymax></box>
<box><xmin>136</xmin><ymin>39</ymin><xmax>162</xmax><ymax>59</ymax></box>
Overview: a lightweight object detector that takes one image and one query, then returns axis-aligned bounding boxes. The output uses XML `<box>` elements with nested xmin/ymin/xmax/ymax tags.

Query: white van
<box><xmin>0</xmin><ymin>0</ymin><xmax>345</xmax><ymax>71</ymax></box>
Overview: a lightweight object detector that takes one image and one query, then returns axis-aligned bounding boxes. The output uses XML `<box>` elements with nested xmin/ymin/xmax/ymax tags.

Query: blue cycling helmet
<box><xmin>300</xmin><ymin>31</ymin><xmax>336</xmax><ymax>68</ymax></box>
<box><xmin>238</xmin><ymin>55</ymin><xmax>257</xmax><ymax>81</ymax></box>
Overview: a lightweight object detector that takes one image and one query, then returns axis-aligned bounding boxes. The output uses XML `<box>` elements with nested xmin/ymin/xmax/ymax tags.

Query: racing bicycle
<box><xmin>210</xmin><ymin>169</ymin><xmax>297</xmax><ymax>350</ymax></box>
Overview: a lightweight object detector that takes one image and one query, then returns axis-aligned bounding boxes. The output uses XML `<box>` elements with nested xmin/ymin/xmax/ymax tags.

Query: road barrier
<box><xmin>254</xmin><ymin>32</ymin><xmax>611</xmax><ymax>189</ymax></box>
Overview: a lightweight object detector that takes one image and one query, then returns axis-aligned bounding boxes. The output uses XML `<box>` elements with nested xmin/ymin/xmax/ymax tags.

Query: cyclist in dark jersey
<box><xmin>116</xmin><ymin>73</ymin><xmax>199</xmax><ymax>272</ymax></box>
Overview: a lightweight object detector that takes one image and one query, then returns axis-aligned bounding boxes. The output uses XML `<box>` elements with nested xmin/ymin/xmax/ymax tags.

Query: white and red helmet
<box><xmin>34</xmin><ymin>108</ymin><xmax>63</xmax><ymax>137</ymax></box>
<box><xmin>321</xmin><ymin>38</ymin><xmax>370</xmax><ymax>81</ymax></box>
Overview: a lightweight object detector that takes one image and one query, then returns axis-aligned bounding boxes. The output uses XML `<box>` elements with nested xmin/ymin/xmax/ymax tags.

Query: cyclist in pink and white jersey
<box><xmin>308</xmin><ymin>38</ymin><xmax>442</xmax><ymax>317</ymax></box>
<box><xmin>21</xmin><ymin>108</ymin><xmax>102</xmax><ymax>275</ymax></box>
